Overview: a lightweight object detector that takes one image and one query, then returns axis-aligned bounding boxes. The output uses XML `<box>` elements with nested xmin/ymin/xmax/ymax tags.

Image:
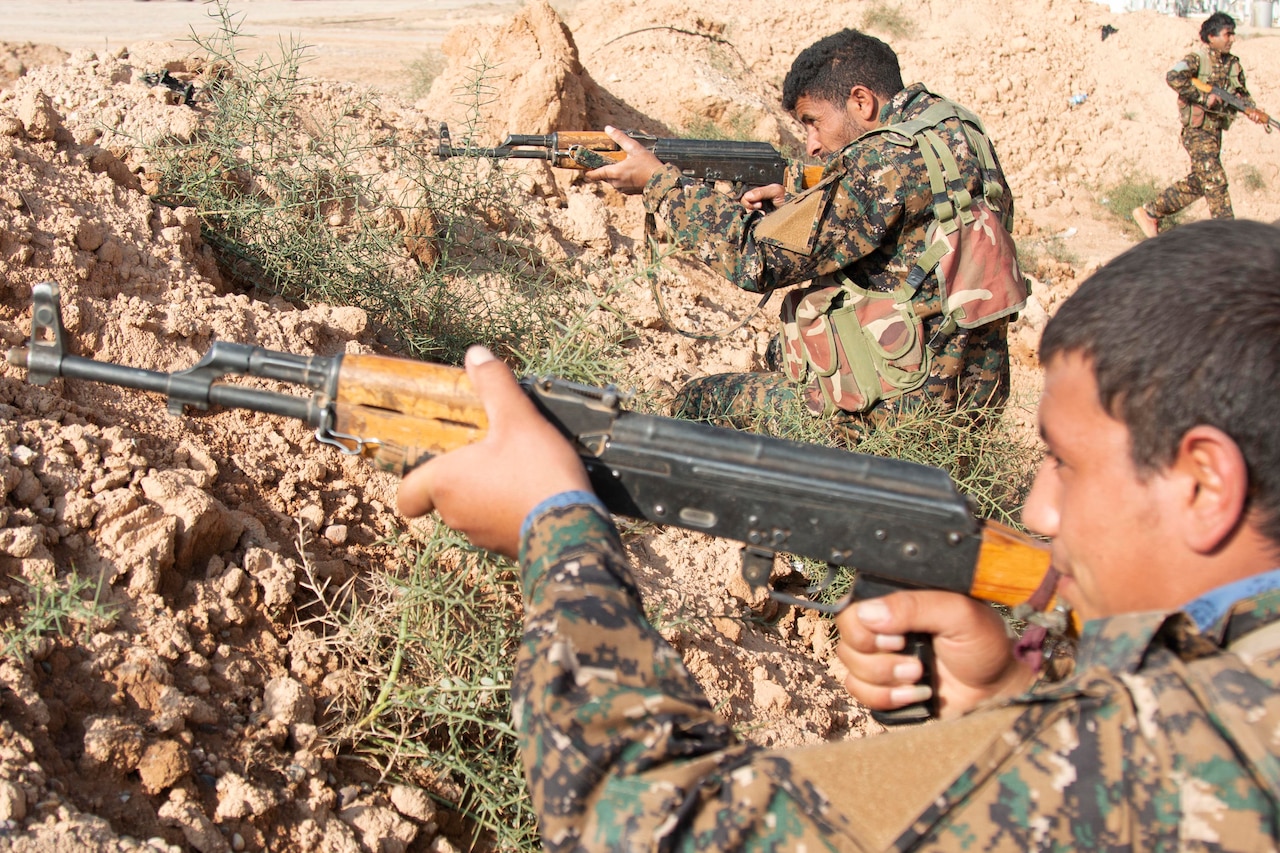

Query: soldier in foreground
<box><xmin>584</xmin><ymin>29</ymin><xmax>1023</xmax><ymax>440</ymax></box>
<box><xmin>398</xmin><ymin>218</ymin><xmax>1280</xmax><ymax>849</ymax></box>
<box><xmin>1133</xmin><ymin>12</ymin><xmax>1272</xmax><ymax>238</ymax></box>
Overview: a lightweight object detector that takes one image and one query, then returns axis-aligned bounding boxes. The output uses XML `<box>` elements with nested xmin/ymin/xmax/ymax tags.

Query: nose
<box><xmin>806</xmin><ymin>128</ymin><xmax>824</xmax><ymax>159</ymax></box>
<box><xmin>1021</xmin><ymin>461</ymin><xmax>1060</xmax><ymax>540</ymax></box>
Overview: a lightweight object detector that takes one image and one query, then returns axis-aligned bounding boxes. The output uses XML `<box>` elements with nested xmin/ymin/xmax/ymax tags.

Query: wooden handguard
<box><xmin>972</xmin><ymin>521</ymin><xmax>1051</xmax><ymax>607</ymax></box>
<box><xmin>544</xmin><ymin>131</ymin><xmax>620</xmax><ymax>150</ymax></box>
<box><xmin>329</xmin><ymin>355</ymin><xmax>488</xmax><ymax>474</ymax></box>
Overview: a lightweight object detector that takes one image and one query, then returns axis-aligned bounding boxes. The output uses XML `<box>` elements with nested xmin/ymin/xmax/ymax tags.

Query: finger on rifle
<box><xmin>398</xmin><ymin>346</ymin><xmax>591</xmax><ymax>557</ymax></box>
<box><xmin>741</xmin><ymin>183</ymin><xmax>786</xmax><ymax>211</ymax></box>
<box><xmin>834</xmin><ymin>601</ymin><xmax>930</xmax><ymax>710</ymax></box>
<box><xmin>394</xmin><ymin>346</ymin><xmax>517</xmax><ymax>519</ymax></box>
<box><xmin>837</xmin><ymin>589</ymin><xmax>1035</xmax><ymax>717</ymax></box>
<box><xmin>581</xmin><ymin>126</ymin><xmax>661</xmax><ymax>191</ymax></box>
<box><xmin>602</xmin><ymin>125</ymin><xmax>648</xmax><ymax>155</ymax></box>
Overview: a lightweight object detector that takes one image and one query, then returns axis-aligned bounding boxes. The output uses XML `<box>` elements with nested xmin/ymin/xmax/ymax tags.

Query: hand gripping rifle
<box><xmin>434</xmin><ymin>123</ymin><xmax>825</xmax><ymax>194</ymax></box>
<box><xmin>8</xmin><ymin>283</ymin><xmax>1068</xmax><ymax>723</ymax></box>
<box><xmin>1191</xmin><ymin>77</ymin><xmax>1279</xmax><ymax>132</ymax></box>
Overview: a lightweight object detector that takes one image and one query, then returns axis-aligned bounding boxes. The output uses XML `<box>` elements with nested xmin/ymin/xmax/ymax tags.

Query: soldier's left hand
<box><xmin>1246</xmin><ymin>107</ymin><xmax>1270</xmax><ymax>125</ymax></box>
<box><xmin>397</xmin><ymin>346</ymin><xmax>591</xmax><ymax>559</ymax></box>
<box><xmin>583</xmin><ymin>126</ymin><xmax>663</xmax><ymax>193</ymax></box>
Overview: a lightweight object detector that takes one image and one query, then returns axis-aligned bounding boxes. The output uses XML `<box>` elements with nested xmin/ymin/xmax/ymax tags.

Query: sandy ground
<box><xmin>3</xmin><ymin>0</ymin><xmax>557</xmax><ymax>86</ymax></box>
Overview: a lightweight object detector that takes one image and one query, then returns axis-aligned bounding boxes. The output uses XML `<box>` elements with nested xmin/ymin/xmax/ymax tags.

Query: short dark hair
<box><xmin>782</xmin><ymin>29</ymin><xmax>905</xmax><ymax>112</ymax></box>
<box><xmin>1040</xmin><ymin>219</ymin><xmax>1280</xmax><ymax>545</ymax></box>
<box><xmin>1201</xmin><ymin>12</ymin><xmax>1236</xmax><ymax>42</ymax></box>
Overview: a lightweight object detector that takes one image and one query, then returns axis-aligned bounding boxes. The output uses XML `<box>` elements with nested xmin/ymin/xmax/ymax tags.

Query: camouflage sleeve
<box><xmin>1167</xmin><ymin>52</ymin><xmax>1202</xmax><ymax>102</ymax></box>
<box><xmin>641</xmin><ymin>150</ymin><xmax>907</xmax><ymax>295</ymax></box>
<box><xmin>512</xmin><ymin>502</ymin><xmax>740</xmax><ymax>849</ymax></box>
<box><xmin>512</xmin><ymin>504</ymin><xmax>865</xmax><ymax>849</ymax></box>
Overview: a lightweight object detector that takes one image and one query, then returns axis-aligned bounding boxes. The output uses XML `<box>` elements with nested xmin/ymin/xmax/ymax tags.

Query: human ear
<box><xmin>846</xmin><ymin>85</ymin><xmax>879</xmax><ymax>122</ymax></box>
<box><xmin>1172</xmin><ymin>425</ymin><xmax>1249</xmax><ymax>553</ymax></box>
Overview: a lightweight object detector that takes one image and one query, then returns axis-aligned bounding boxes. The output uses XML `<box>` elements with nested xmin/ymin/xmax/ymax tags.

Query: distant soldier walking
<box><xmin>1133</xmin><ymin>12</ymin><xmax>1271</xmax><ymax>237</ymax></box>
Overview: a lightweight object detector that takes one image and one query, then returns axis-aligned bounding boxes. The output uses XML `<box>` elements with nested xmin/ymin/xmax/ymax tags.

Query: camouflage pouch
<box><xmin>926</xmin><ymin>196</ymin><xmax>1027</xmax><ymax>331</ymax></box>
<box><xmin>907</xmin><ymin>126</ymin><xmax>1028</xmax><ymax>334</ymax></box>
<box><xmin>1180</xmin><ymin>97</ymin><xmax>1207</xmax><ymax>129</ymax></box>
<box><xmin>780</xmin><ymin>280</ymin><xmax>926</xmax><ymax>416</ymax></box>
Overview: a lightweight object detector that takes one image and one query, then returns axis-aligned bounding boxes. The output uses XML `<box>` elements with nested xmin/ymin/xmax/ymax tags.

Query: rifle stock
<box><xmin>9</xmin><ymin>282</ymin><xmax>1070</xmax><ymax>723</ymax></box>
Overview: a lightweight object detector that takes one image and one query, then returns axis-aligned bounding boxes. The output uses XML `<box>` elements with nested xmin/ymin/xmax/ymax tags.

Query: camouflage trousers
<box><xmin>673</xmin><ymin>318</ymin><xmax>1010</xmax><ymax>442</ymax></box>
<box><xmin>1148</xmin><ymin>126</ymin><xmax>1233</xmax><ymax>220</ymax></box>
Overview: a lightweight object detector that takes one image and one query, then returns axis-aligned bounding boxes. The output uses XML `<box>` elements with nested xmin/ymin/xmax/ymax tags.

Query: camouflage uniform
<box><xmin>515</xmin><ymin>499</ymin><xmax>1280</xmax><ymax>850</ymax></box>
<box><xmin>642</xmin><ymin>84</ymin><xmax>1015</xmax><ymax>434</ymax></box>
<box><xmin>1146</xmin><ymin>48</ymin><xmax>1256</xmax><ymax>221</ymax></box>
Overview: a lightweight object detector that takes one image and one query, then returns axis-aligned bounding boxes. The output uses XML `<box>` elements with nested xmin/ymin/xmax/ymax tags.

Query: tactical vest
<box><xmin>768</xmin><ymin>96</ymin><xmax>1027</xmax><ymax>417</ymax></box>
<box><xmin>1181</xmin><ymin>48</ymin><xmax>1245</xmax><ymax>131</ymax></box>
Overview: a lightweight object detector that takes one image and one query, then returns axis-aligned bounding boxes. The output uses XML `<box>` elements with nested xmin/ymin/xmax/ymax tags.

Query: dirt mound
<box><xmin>2</xmin><ymin>0</ymin><xmax>1280</xmax><ymax>849</ymax></box>
<box><xmin>0</xmin><ymin>42</ymin><xmax>69</xmax><ymax>89</ymax></box>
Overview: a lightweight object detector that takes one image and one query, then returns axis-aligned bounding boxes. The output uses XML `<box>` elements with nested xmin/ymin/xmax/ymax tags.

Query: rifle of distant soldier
<box><xmin>9</xmin><ymin>282</ymin><xmax>1070</xmax><ymax>724</ymax></box>
<box><xmin>1192</xmin><ymin>77</ymin><xmax>1279</xmax><ymax>132</ymax></box>
<box><xmin>434</xmin><ymin>123</ymin><xmax>826</xmax><ymax>194</ymax></box>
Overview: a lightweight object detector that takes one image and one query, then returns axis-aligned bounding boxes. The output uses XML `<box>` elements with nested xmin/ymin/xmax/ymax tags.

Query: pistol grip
<box><xmin>868</xmin><ymin>631</ymin><xmax>937</xmax><ymax>725</ymax></box>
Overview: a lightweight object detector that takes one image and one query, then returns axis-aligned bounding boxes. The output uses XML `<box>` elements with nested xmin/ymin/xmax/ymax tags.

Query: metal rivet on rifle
<box><xmin>874</xmin><ymin>529</ymin><xmax>887</xmax><ymax>541</ymax></box>
<box><xmin>772</xmin><ymin>529</ymin><xmax>787</xmax><ymax>546</ymax></box>
<box><xmin>947</xmin><ymin>531</ymin><xmax>964</xmax><ymax>545</ymax></box>
<box><xmin>653</xmin><ymin>504</ymin><xmax>667</xmax><ymax>518</ymax></box>
<box><xmin>902</xmin><ymin>543</ymin><xmax>920</xmax><ymax>559</ymax></box>
<box><xmin>748</xmin><ymin>531</ymin><xmax>762</xmax><ymax>544</ymax></box>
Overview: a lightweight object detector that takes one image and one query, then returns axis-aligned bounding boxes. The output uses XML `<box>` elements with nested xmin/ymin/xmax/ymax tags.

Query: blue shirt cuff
<box><xmin>519</xmin><ymin>490</ymin><xmax>610</xmax><ymax>543</ymax></box>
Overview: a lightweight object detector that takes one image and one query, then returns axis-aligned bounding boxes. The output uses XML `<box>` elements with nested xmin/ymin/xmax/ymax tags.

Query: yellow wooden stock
<box><xmin>976</xmin><ymin>522</ymin><xmax>1079</xmax><ymax>633</ymax></box>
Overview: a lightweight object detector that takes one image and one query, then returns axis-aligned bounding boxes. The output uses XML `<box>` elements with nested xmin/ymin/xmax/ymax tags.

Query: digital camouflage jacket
<box><xmin>640</xmin><ymin>82</ymin><xmax>1015</xmax><ymax>312</ymax></box>
<box><xmin>514</xmin><ymin>500</ymin><xmax>1280</xmax><ymax>851</ymax></box>
<box><xmin>1169</xmin><ymin>48</ymin><xmax>1255</xmax><ymax>132</ymax></box>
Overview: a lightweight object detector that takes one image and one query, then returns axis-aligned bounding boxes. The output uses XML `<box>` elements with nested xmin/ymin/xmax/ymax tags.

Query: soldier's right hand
<box><xmin>834</xmin><ymin>590</ymin><xmax>1039</xmax><ymax>720</ymax></box>
<box><xmin>741</xmin><ymin>183</ymin><xmax>786</xmax><ymax>212</ymax></box>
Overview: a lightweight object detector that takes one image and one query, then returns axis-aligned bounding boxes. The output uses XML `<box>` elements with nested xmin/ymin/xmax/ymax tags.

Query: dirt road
<box><xmin>4</xmin><ymin>0</ymin><xmax>539</xmax><ymax>87</ymax></box>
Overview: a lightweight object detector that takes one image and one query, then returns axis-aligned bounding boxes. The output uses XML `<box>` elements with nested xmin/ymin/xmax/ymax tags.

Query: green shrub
<box><xmin>406</xmin><ymin>48</ymin><xmax>445</xmax><ymax>100</ymax></box>
<box><xmin>149</xmin><ymin>2</ymin><xmax>585</xmax><ymax>364</ymax></box>
<box><xmin>861</xmin><ymin>2</ymin><xmax>917</xmax><ymax>40</ymax></box>
<box><xmin>1236</xmin><ymin>162</ymin><xmax>1267</xmax><ymax>193</ymax></box>
<box><xmin>299</xmin><ymin>523</ymin><xmax>536</xmax><ymax>849</ymax></box>
<box><xmin>1098</xmin><ymin>176</ymin><xmax>1184</xmax><ymax>237</ymax></box>
<box><xmin>1</xmin><ymin>572</ymin><xmax>116</xmax><ymax>661</ymax></box>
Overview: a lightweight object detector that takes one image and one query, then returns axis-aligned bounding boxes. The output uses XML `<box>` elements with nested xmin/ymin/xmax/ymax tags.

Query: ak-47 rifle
<box><xmin>434</xmin><ymin>123</ymin><xmax>826</xmax><ymax>194</ymax></box>
<box><xmin>1191</xmin><ymin>77</ymin><xmax>1279</xmax><ymax>132</ymax></box>
<box><xmin>8</xmin><ymin>282</ymin><xmax>1067</xmax><ymax>723</ymax></box>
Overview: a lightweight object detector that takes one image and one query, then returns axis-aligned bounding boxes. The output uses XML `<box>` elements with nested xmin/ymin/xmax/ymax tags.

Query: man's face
<box><xmin>1022</xmin><ymin>352</ymin><xmax>1181</xmax><ymax>623</ymax></box>
<box><xmin>1206</xmin><ymin>27</ymin><xmax>1235</xmax><ymax>54</ymax></box>
<box><xmin>792</xmin><ymin>94</ymin><xmax>872</xmax><ymax>159</ymax></box>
